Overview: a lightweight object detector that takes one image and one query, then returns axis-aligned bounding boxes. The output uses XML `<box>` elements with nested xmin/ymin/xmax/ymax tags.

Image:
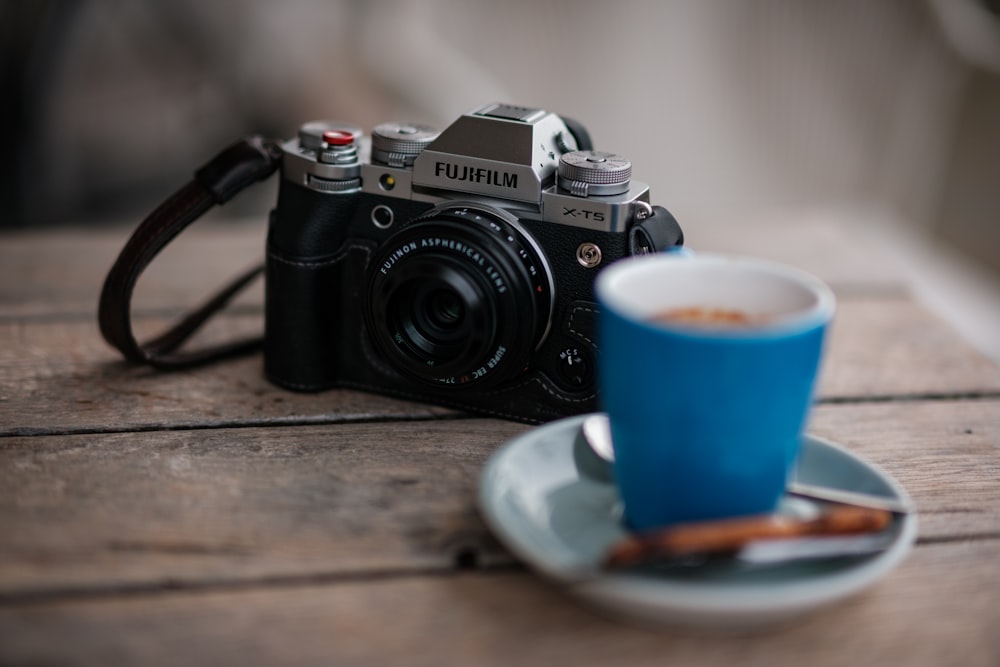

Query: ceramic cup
<box><xmin>594</xmin><ymin>253</ymin><xmax>835</xmax><ymax>532</ymax></box>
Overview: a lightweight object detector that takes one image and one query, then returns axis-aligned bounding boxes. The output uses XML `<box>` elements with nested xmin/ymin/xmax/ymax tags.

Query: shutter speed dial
<box><xmin>558</xmin><ymin>150</ymin><xmax>632</xmax><ymax>197</ymax></box>
<box><xmin>372</xmin><ymin>122</ymin><xmax>439</xmax><ymax>167</ymax></box>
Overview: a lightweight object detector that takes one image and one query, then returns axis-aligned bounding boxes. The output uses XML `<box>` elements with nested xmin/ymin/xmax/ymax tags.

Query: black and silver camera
<box><xmin>264</xmin><ymin>102</ymin><xmax>683</xmax><ymax>423</ymax></box>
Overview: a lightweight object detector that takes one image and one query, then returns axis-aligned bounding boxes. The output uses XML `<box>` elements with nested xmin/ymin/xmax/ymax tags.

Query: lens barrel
<box><xmin>366</xmin><ymin>205</ymin><xmax>553</xmax><ymax>388</ymax></box>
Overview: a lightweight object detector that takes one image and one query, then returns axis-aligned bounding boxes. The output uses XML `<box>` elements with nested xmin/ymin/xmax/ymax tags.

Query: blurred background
<box><xmin>2</xmin><ymin>0</ymin><xmax>999</xmax><ymax>356</ymax></box>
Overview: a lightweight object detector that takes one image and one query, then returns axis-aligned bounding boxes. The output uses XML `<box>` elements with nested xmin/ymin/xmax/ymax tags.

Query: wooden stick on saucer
<box><xmin>603</xmin><ymin>506</ymin><xmax>892</xmax><ymax>570</ymax></box>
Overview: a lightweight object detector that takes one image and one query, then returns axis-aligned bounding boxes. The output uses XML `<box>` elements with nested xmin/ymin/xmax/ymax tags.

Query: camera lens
<box><xmin>425</xmin><ymin>288</ymin><xmax>464</xmax><ymax>331</ymax></box>
<box><xmin>366</xmin><ymin>205</ymin><xmax>554</xmax><ymax>388</ymax></box>
<box><xmin>395</xmin><ymin>274</ymin><xmax>480</xmax><ymax>359</ymax></box>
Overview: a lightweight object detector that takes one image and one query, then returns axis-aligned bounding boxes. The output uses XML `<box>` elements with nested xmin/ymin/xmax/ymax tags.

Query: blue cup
<box><xmin>595</xmin><ymin>253</ymin><xmax>835</xmax><ymax>532</ymax></box>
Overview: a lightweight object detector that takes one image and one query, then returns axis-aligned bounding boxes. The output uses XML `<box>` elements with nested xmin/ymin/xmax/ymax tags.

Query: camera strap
<box><xmin>98</xmin><ymin>136</ymin><xmax>283</xmax><ymax>369</ymax></box>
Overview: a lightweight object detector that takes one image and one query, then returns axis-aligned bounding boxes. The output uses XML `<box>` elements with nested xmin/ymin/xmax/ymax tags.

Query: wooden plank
<box><xmin>688</xmin><ymin>211</ymin><xmax>909</xmax><ymax>291</ymax></box>
<box><xmin>2</xmin><ymin>295</ymin><xmax>998</xmax><ymax>436</ymax></box>
<box><xmin>0</xmin><ymin>540</ymin><xmax>997</xmax><ymax>667</ymax></box>
<box><xmin>0</xmin><ymin>312</ymin><xmax>458</xmax><ymax>436</ymax></box>
<box><xmin>0</xmin><ymin>225</ymin><xmax>268</xmax><ymax>319</ymax></box>
<box><xmin>0</xmin><ymin>419</ymin><xmax>528</xmax><ymax>597</ymax></box>
<box><xmin>0</xmin><ymin>229</ymin><xmax>266</xmax><ymax>320</ymax></box>
<box><xmin>817</xmin><ymin>295</ymin><xmax>1000</xmax><ymax>399</ymax></box>
<box><xmin>1</xmin><ymin>401</ymin><xmax>997</xmax><ymax>598</ymax></box>
<box><xmin>807</xmin><ymin>400</ymin><xmax>1000</xmax><ymax>540</ymax></box>
<box><xmin>0</xmin><ymin>217</ymin><xmax>905</xmax><ymax>319</ymax></box>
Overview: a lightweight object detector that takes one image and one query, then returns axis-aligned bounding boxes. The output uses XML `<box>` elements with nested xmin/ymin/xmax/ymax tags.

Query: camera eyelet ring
<box><xmin>632</xmin><ymin>201</ymin><xmax>653</xmax><ymax>221</ymax></box>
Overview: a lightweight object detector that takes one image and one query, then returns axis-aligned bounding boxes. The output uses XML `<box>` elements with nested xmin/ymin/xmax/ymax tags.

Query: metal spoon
<box><xmin>574</xmin><ymin>414</ymin><xmax>912</xmax><ymax>515</ymax></box>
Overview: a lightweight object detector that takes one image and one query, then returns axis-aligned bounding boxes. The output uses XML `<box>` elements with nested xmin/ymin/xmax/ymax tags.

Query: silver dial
<box><xmin>292</xmin><ymin>121</ymin><xmax>363</xmax><ymax>192</ymax></box>
<box><xmin>558</xmin><ymin>150</ymin><xmax>632</xmax><ymax>196</ymax></box>
<box><xmin>372</xmin><ymin>122</ymin><xmax>439</xmax><ymax>167</ymax></box>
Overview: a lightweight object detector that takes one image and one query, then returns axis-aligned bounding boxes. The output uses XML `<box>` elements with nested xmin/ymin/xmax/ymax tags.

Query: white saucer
<box><xmin>479</xmin><ymin>414</ymin><xmax>917</xmax><ymax>630</ymax></box>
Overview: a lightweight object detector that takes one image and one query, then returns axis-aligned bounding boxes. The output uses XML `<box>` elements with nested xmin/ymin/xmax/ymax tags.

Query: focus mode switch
<box><xmin>557</xmin><ymin>347</ymin><xmax>593</xmax><ymax>390</ymax></box>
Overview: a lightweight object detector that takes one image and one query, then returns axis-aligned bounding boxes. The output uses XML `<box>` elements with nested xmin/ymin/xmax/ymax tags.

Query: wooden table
<box><xmin>2</xmin><ymin>214</ymin><xmax>999</xmax><ymax>666</ymax></box>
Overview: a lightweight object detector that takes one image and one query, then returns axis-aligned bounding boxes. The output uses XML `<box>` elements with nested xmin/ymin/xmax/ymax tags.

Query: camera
<box><xmin>264</xmin><ymin>102</ymin><xmax>682</xmax><ymax>423</ymax></box>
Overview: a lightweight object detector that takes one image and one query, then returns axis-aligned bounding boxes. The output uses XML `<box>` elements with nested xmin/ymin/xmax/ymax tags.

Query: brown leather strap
<box><xmin>98</xmin><ymin>136</ymin><xmax>283</xmax><ymax>369</ymax></box>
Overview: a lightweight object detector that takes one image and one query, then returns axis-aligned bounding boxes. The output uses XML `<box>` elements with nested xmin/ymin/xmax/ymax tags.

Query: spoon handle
<box><xmin>787</xmin><ymin>481</ymin><xmax>912</xmax><ymax>514</ymax></box>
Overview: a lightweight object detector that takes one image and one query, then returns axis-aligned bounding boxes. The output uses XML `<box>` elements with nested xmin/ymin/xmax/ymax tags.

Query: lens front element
<box><xmin>366</xmin><ymin>205</ymin><xmax>553</xmax><ymax>388</ymax></box>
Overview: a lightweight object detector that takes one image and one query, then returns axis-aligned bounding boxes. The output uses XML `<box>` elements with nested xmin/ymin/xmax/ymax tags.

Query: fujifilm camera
<box><xmin>265</xmin><ymin>102</ymin><xmax>682</xmax><ymax>423</ymax></box>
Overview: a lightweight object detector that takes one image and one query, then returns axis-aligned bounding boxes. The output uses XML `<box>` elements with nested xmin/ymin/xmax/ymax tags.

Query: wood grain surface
<box><xmin>1</xmin><ymin>400</ymin><xmax>997</xmax><ymax>600</ymax></box>
<box><xmin>1</xmin><ymin>221</ymin><xmax>998</xmax><ymax>666</ymax></box>
<box><xmin>2</xmin><ymin>540</ymin><xmax>998</xmax><ymax>667</ymax></box>
<box><xmin>2</xmin><ymin>296</ymin><xmax>997</xmax><ymax>437</ymax></box>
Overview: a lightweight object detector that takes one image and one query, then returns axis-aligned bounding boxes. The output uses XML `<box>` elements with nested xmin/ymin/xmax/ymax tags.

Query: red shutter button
<box><xmin>322</xmin><ymin>130</ymin><xmax>355</xmax><ymax>146</ymax></box>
